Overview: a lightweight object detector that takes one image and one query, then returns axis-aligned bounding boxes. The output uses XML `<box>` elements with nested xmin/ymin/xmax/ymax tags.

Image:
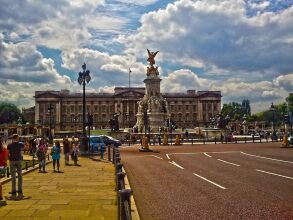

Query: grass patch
<box><xmin>90</xmin><ymin>130</ymin><xmax>109</xmax><ymax>135</ymax></box>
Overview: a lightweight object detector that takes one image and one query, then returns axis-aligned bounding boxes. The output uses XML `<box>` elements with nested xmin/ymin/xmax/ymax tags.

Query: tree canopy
<box><xmin>0</xmin><ymin>102</ymin><xmax>23</xmax><ymax>124</ymax></box>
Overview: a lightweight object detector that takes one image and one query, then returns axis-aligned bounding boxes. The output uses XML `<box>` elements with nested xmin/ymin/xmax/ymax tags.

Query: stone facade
<box><xmin>30</xmin><ymin>88</ymin><xmax>221</xmax><ymax>132</ymax></box>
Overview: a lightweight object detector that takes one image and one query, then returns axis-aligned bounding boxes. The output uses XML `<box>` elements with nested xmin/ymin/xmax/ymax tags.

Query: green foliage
<box><xmin>0</xmin><ymin>102</ymin><xmax>23</xmax><ymax>124</ymax></box>
<box><xmin>91</xmin><ymin>130</ymin><xmax>108</xmax><ymax>135</ymax></box>
<box><xmin>286</xmin><ymin>93</ymin><xmax>293</xmax><ymax>113</ymax></box>
<box><xmin>221</xmin><ymin>100</ymin><xmax>250</xmax><ymax>121</ymax></box>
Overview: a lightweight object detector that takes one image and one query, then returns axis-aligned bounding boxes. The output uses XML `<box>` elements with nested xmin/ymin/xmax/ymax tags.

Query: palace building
<box><xmin>32</xmin><ymin>87</ymin><xmax>221</xmax><ymax>132</ymax></box>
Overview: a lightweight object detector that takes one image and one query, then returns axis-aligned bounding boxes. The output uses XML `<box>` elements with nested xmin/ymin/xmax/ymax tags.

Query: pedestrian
<box><xmin>63</xmin><ymin>138</ymin><xmax>70</xmax><ymax>166</ymax></box>
<box><xmin>7</xmin><ymin>134</ymin><xmax>24</xmax><ymax>196</ymax></box>
<box><xmin>158</xmin><ymin>135</ymin><xmax>161</xmax><ymax>145</ymax></box>
<box><xmin>71</xmin><ymin>141</ymin><xmax>79</xmax><ymax>166</ymax></box>
<box><xmin>0</xmin><ymin>138</ymin><xmax>8</xmax><ymax>178</ymax></box>
<box><xmin>51</xmin><ymin>140</ymin><xmax>61</xmax><ymax>172</ymax></box>
<box><xmin>36</xmin><ymin>138</ymin><xmax>47</xmax><ymax>173</ymax></box>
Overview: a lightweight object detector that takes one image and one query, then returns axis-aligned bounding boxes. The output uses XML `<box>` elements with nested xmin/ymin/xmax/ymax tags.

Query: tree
<box><xmin>221</xmin><ymin>101</ymin><xmax>247</xmax><ymax>121</ymax></box>
<box><xmin>286</xmin><ymin>93</ymin><xmax>293</xmax><ymax>113</ymax></box>
<box><xmin>0</xmin><ymin>102</ymin><xmax>23</xmax><ymax>124</ymax></box>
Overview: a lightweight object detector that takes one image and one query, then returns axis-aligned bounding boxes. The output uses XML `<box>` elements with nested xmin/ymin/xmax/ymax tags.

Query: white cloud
<box><xmin>61</xmin><ymin>48</ymin><xmax>146</xmax><ymax>87</ymax></box>
<box><xmin>121</xmin><ymin>0</ymin><xmax>293</xmax><ymax>76</ymax></box>
<box><xmin>116</xmin><ymin>0</ymin><xmax>160</xmax><ymax>6</ymax></box>
<box><xmin>273</xmin><ymin>73</ymin><xmax>293</xmax><ymax>91</ymax></box>
<box><xmin>249</xmin><ymin>1</ymin><xmax>270</xmax><ymax>10</ymax></box>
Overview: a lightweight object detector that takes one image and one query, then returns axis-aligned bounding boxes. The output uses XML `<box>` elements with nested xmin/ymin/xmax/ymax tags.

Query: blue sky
<box><xmin>0</xmin><ymin>0</ymin><xmax>292</xmax><ymax>113</ymax></box>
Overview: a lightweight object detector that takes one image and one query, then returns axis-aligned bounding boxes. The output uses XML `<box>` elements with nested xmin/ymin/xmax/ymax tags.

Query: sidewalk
<box><xmin>0</xmin><ymin>156</ymin><xmax>117</xmax><ymax>219</ymax></box>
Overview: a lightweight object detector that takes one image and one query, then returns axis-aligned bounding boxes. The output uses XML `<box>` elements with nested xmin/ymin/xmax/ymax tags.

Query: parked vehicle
<box><xmin>99</xmin><ymin>135</ymin><xmax>121</xmax><ymax>147</ymax></box>
<box><xmin>289</xmin><ymin>136</ymin><xmax>293</xmax><ymax>145</ymax></box>
<box><xmin>89</xmin><ymin>136</ymin><xmax>105</xmax><ymax>152</ymax></box>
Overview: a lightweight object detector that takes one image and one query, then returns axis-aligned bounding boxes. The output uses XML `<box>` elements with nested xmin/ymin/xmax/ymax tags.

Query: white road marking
<box><xmin>167</xmin><ymin>151</ymin><xmax>238</xmax><ymax>157</ymax></box>
<box><xmin>204</xmin><ymin>153</ymin><xmax>212</xmax><ymax>158</ymax></box>
<box><xmin>256</xmin><ymin>169</ymin><xmax>293</xmax><ymax>180</ymax></box>
<box><xmin>166</xmin><ymin>154</ymin><xmax>170</xmax><ymax>160</ymax></box>
<box><xmin>144</xmin><ymin>155</ymin><xmax>163</xmax><ymax>160</ymax></box>
<box><xmin>169</xmin><ymin>161</ymin><xmax>184</xmax><ymax>170</ymax></box>
<box><xmin>241</xmin><ymin>152</ymin><xmax>293</xmax><ymax>164</ymax></box>
<box><xmin>217</xmin><ymin>159</ymin><xmax>240</xmax><ymax>167</ymax></box>
<box><xmin>193</xmin><ymin>173</ymin><xmax>227</xmax><ymax>189</ymax></box>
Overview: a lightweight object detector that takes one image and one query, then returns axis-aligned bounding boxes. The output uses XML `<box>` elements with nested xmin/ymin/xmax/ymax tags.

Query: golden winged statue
<box><xmin>147</xmin><ymin>49</ymin><xmax>159</xmax><ymax>66</ymax></box>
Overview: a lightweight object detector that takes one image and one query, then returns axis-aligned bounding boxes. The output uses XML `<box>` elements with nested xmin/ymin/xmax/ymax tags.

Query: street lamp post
<box><xmin>78</xmin><ymin>63</ymin><xmax>91</xmax><ymax>137</ymax></box>
<box><xmin>78</xmin><ymin>63</ymin><xmax>91</xmax><ymax>154</ymax></box>
<box><xmin>270</xmin><ymin>103</ymin><xmax>277</xmax><ymax>141</ymax></box>
<box><xmin>47</xmin><ymin>103</ymin><xmax>54</xmax><ymax>143</ymax></box>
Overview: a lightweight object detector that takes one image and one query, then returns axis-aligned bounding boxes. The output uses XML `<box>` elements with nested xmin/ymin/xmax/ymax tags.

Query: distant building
<box><xmin>29</xmin><ymin>87</ymin><xmax>221</xmax><ymax>132</ymax></box>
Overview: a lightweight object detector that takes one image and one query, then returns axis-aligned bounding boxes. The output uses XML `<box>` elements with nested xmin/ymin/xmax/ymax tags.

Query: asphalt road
<box><xmin>120</xmin><ymin>143</ymin><xmax>293</xmax><ymax>220</ymax></box>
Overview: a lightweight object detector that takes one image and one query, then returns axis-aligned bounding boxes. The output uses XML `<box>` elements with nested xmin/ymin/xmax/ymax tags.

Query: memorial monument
<box><xmin>135</xmin><ymin>49</ymin><xmax>170</xmax><ymax>133</ymax></box>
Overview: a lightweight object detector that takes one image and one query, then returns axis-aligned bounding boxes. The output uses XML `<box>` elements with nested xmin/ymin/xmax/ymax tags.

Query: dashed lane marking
<box><xmin>144</xmin><ymin>155</ymin><xmax>163</xmax><ymax>160</ymax></box>
<box><xmin>169</xmin><ymin>161</ymin><xmax>184</xmax><ymax>170</ymax></box>
<box><xmin>204</xmin><ymin>153</ymin><xmax>212</xmax><ymax>158</ymax></box>
<box><xmin>256</xmin><ymin>169</ymin><xmax>293</xmax><ymax>180</ymax></box>
<box><xmin>193</xmin><ymin>172</ymin><xmax>227</xmax><ymax>189</ymax></box>
<box><xmin>241</xmin><ymin>152</ymin><xmax>293</xmax><ymax>164</ymax></box>
<box><xmin>217</xmin><ymin>159</ymin><xmax>240</xmax><ymax>167</ymax></box>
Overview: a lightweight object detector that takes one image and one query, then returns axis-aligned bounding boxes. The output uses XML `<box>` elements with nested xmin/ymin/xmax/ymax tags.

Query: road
<box><xmin>120</xmin><ymin>143</ymin><xmax>293</xmax><ymax>220</ymax></box>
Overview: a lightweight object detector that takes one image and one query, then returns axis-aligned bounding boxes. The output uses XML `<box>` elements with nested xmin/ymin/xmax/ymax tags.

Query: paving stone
<box><xmin>49</xmin><ymin>210</ymin><xmax>90</xmax><ymax>218</ymax></box>
<box><xmin>0</xmin><ymin>157</ymin><xmax>118</xmax><ymax>218</ymax></box>
<box><xmin>5</xmin><ymin>209</ymin><xmax>36</xmax><ymax>217</ymax></box>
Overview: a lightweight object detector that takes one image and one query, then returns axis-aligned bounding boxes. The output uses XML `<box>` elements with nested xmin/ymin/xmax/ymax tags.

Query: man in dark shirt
<box><xmin>7</xmin><ymin>134</ymin><xmax>24</xmax><ymax>196</ymax></box>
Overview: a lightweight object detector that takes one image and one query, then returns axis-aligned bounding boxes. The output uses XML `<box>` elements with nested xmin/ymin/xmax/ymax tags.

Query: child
<box><xmin>51</xmin><ymin>141</ymin><xmax>61</xmax><ymax>172</ymax></box>
<box><xmin>71</xmin><ymin>141</ymin><xmax>79</xmax><ymax>166</ymax></box>
<box><xmin>36</xmin><ymin>138</ymin><xmax>47</xmax><ymax>173</ymax></box>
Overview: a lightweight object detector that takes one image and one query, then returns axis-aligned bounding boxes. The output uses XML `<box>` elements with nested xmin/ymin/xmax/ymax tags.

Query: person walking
<box><xmin>0</xmin><ymin>139</ymin><xmax>8</xmax><ymax>178</ymax></box>
<box><xmin>71</xmin><ymin>141</ymin><xmax>79</xmax><ymax>166</ymax></box>
<box><xmin>63</xmin><ymin>138</ymin><xmax>70</xmax><ymax>166</ymax></box>
<box><xmin>51</xmin><ymin>140</ymin><xmax>61</xmax><ymax>172</ymax></box>
<box><xmin>7</xmin><ymin>134</ymin><xmax>24</xmax><ymax>196</ymax></box>
<box><xmin>36</xmin><ymin>138</ymin><xmax>47</xmax><ymax>173</ymax></box>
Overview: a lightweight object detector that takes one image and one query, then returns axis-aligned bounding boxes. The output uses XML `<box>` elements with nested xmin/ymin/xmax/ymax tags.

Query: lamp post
<box><xmin>125</xmin><ymin>112</ymin><xmax>131</xmax><ymax>146</ymax></box>
<box><xmin>270</xmin><ymin>102</ymin><xmax>277</xmax><ymax>141</ymax></box>
<box><xmin>78</xmin><ymin>63</ymin><xmax>91</xmax><ymax>137</ymax></box>
<box><xmin>47</xmin><ymin>103</ymin><xmax>54</xmax><ymax>143</ymax></box>
<box><xmin>78</xmin><ymin>63</ymin><xmax>91</xmax><ymax>154</ymax></box>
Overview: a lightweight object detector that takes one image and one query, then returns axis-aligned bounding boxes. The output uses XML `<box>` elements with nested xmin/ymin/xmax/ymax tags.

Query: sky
<box><xmin>0</xmin><ymin>0</ymin><xmax>292</xmax><ymax>113</ymax></box>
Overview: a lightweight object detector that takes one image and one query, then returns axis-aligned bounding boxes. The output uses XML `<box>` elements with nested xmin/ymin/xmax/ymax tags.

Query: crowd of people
<box><xmin>0</xmin><ymin>134</ymin><xmax>80</xmax><ymax>198</ymax></box>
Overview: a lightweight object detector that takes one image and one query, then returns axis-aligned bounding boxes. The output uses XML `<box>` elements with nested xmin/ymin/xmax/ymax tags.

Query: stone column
<box><xmin>35</xmin><ymin>102</ymin><xmax>40</xmax><ymax>124</ymax></box>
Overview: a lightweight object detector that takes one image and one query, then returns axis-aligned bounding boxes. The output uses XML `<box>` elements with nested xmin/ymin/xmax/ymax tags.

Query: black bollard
<box><xmin>245</xmin><ymin>137</ymin><xmax>247</xmax><ymax>143</ymax></box>
<box><xmin>108</xmin><ymin>145</ymin><xmax>111</xmax><ymax>161</ymax></box>
<box><xmin>214</xmin><ymin>137</ymin><xmax>217</xmax><ymax>144</ymax></box>
<box><xmin>203</xmin><ymin>137</ymin><xmax>205</xmax><ymax>145</ymax></box>
<box><xmin>116</xmin><ymin>162</ymin><xmax>123</xmax><ymax>173</ymax></box>
<box><xmin>260</xmin><ymin>137</ymin><xmax>262</xmax><ymax>143</ymax></box>
<box><xmin>235</xmin><ymin>137</ymin><xmax>237</xmax><ymax>143</ymax></box>
<box><xmin>252</xmin><ymin>135</ymin><xmax>255</xmax><ymax>143</ymax></box>
<box><xmin>119</xmin><ymin>189</ymin><xmax>132</xmax><ymax>220</ymax></box>
<box><xmin>112</xmin><ymin>146</ymin><xmax>115</xmax><ymax>164</ymax></box>
<box><xmin>116</xmin><ymin>172</ymin><xmax>126</xmax><ymax>190</ymax></box>
<box><xmin>191</xmin><ymin>138</ymin><xmax>193</xmax><ymax>145</ymax></box>
<box><xmin>26</xmin><ymin>161</ymin><xmax>28</xmax><ymax>170</ymax></box>
<box><xmin>33</xmin><ymin>157</ymin><xmax>35</xmax><ymax>168</ymax></box>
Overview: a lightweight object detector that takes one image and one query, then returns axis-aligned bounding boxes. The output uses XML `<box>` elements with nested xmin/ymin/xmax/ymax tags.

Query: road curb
<box><xmin>123</xmin><ymin>167</ymin><xmax>140</xmax><ymax>220</ymax></box>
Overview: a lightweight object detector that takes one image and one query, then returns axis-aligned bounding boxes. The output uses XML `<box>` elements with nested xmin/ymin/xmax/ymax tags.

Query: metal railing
<box><xmin>106</xmin><ymin>145</ymin><xmax>132</xmax><ymax>220</ymax></box>
<box><xmin>4</xmin><ymin>154</ymin><xmax>50</xmax><ymax>178</ymax></box>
